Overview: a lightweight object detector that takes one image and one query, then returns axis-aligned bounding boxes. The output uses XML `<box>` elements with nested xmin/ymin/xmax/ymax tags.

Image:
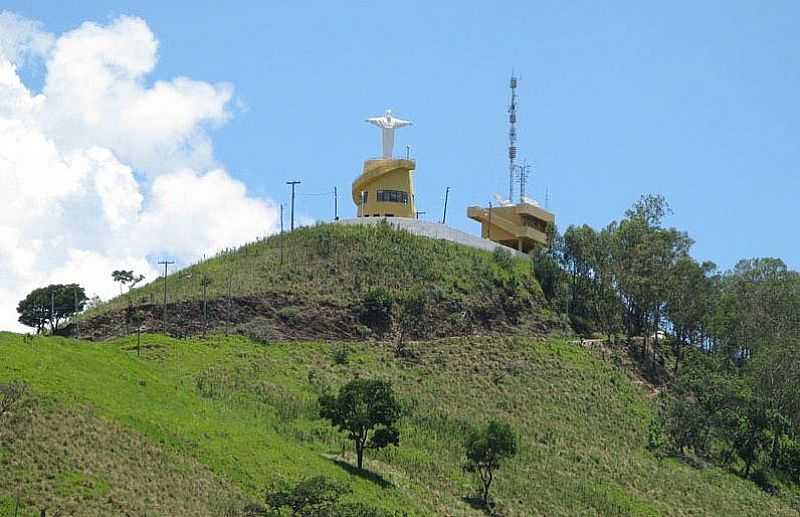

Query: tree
<box><xmin>113</xmin><ymin>270</ymin><xmax>145</xmax><ymax>334</ymax></box>
<box><xmin>16</xmin><ymin>284</ymin><xmax>87</xmax><ymax>333</ymax></box>
<box><xmin>464</xmin><ymin>420</ymin><xmax>518</xmax><ymax>507</ymax></box>
<box><xmin>319</xmin><ymin>379</ymin><xmax>401</xmax><ymax>470</ymax></box>
<box><xmin>111</xmin><ymin>270</ymin><xmax>145</xmax><ymax>296</ymax></box>
<box><xmin>665</xmin><ymin>257</ymin><xmax>716</xmax><ymax>375</ymax></box>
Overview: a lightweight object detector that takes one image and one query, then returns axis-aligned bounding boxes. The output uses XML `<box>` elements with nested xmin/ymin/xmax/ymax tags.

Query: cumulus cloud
<box><xmin>0</xmin><ymin>13</ymin><xmax>279</xmax><ymax>331</ymax></box>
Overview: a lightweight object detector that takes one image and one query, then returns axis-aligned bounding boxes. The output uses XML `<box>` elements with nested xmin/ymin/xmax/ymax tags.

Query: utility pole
<box><xmin>334</xmin><ymin>186</ymin><xmax>339</xmax><ymax>221</ymax></box>
<box><xmin>225</xmin><ymin>274</ymin><xmax>232</xmax><ymax>336</ymax></box>
<box><xmin>441</xmin><ymin>186</ymin><xmax>451</xmax><ymax>224</ymax></box>
<box><xmin>488</xmin><ymin>201</ymin><xmax>493</xmax><ymax>240</ymax></box>
<box><xmin>201</xmin><ymin>275</ymin><xmax>210</xmax><ymax>337</ymax></box>
<box><xmin>158</xmin><ymin>260</ymin><xmax>175</xmax><ymax>334</ymax></box>
<box><xmin>415</xmin><ymin>211</ymin><xmax>426</xmax><ymax>220</ymax></box>
<box><xmin>279</xmin><ymin>203</ymin><xmax>284</xmax><ymax>266</ymax></box>
<box><xmin>74</xmin><ymin>287</ymin><xmax>80</xmax><ymax>339</ymax></box>
<box><xmin>50</xmin><ymin>290</ymin><xmax>55</xmax><ymax>334</ymax></box>
<box><xmin>286</xmin><ymin>180</ymin><xmax>301</xmax><ymax>231</ymax></box>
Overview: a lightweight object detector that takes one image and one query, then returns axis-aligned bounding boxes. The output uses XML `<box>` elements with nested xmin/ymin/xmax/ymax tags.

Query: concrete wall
<box><xmin>335</xmin><ymin>217</ymin><xmax>528</xmax><ymax>257</ymax></box>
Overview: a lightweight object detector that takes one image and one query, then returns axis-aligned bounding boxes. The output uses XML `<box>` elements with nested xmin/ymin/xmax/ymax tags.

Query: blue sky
<box><xmin>7</xmin><ymin>0</ymin><xmax>800</xmax><ymax>271</ymax></box>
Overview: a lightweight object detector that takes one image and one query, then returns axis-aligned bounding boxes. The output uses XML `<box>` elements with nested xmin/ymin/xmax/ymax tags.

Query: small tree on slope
<box><xmin>319</xmin><ymin>379</ymin><xmax>401</xmax><ymax>470</ymax></box>
<box><xmin>464</xmin><ymin>420</ymin><xmax>518</xmax><ymax>507</ymax></box>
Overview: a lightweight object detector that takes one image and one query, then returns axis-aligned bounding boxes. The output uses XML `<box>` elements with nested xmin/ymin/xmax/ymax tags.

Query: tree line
<box><xmin>533</xmin><ymin>194</ymin><xmax>800</xmax><ymax>490</ymax></box>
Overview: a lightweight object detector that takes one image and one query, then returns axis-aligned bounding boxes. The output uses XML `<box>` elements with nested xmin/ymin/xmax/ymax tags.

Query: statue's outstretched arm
<box><xmin>366</xmin><ymin>118</ymin><xmax>386</xmax><ymax>128</ymax></box>
<box><xmin>393</xmin><ymin>119</ymin><xmax>413</xmax><ymax>128</ymax></box>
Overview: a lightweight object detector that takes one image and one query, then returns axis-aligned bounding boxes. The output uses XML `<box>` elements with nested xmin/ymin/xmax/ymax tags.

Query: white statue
<box><xmin>366</xmin><ymin>109</ymin><xmax>412</xmax><ymax>159</ymax></box>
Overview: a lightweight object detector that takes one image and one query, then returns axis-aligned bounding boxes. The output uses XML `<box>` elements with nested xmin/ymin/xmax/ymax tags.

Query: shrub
<box><xmin>332</xmin><ymin>345</ymin><xmax>350</xmax><ymax>365</ymax></box>
<box><xmin>357</xmin><ymin>287</ymin><xmax>395</xmax><ymax>335</ymax></box>
<box><xmin>464</xmin><ymin>420</ymin><xmax>518</xmax><ymax>507</ymax></box>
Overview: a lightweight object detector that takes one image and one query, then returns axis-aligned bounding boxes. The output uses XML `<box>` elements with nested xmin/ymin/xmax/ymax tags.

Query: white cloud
<box><xmin>0</xmin><ymin>13</ymin><xmax>279</xmax><ymax>331</ymax></box>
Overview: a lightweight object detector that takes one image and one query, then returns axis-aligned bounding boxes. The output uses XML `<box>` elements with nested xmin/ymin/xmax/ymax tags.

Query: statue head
<box><xmin>385</xmin><ymin>109</ymin><xmax>392</xmax><ymax>120</ymax></box>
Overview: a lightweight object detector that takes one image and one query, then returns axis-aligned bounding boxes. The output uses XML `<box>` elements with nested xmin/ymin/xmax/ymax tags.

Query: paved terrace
<box><xmin>335</xmin><ymin>217</ymin><xmax>528</xmax><ymax>258</ymax></box>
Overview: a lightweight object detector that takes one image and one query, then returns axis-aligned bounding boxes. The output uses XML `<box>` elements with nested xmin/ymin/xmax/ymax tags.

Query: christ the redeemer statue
<box><xmin>366</xmin><ymin>109</ymin><xmax>412</xmax><ymax>159</ymax></box>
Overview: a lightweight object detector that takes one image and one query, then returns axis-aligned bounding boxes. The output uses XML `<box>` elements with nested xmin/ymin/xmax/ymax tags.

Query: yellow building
<box><xmin>467</xmin><ymin>201</ymin><xmax>554</xmax><ymax>253</ymax></box>
<box><xmin>352</xmin><ymin>158</ymin><xmax>416</xmax><ymax>218</ymax></box>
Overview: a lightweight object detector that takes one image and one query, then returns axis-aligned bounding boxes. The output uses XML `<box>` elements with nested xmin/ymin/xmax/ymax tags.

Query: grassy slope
<box><xmin>80</xmin><ymin>222</ymin><xmax>560</xmax><ymax>339</ymax></box>
<box><xmin>1</xmin><ymin>332</ymin><xmax>792</xmax><ymax>516</ymax></box>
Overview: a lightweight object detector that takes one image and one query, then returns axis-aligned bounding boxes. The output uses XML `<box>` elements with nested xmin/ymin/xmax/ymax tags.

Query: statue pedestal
<box><xmin>352</xmin><ymin>159</ymin><xmax>417</xmax><ymax>218</ymax></box>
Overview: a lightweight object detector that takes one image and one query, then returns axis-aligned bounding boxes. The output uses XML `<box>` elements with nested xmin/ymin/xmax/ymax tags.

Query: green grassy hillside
<box><xmin>79</xmin><ymin>222</ymin><xmax>563</xmax><ymax>341</ymax></box>
<box><xmin>1</xmin><ymin>332</ymin><xmax>793</xmax><ymax>516</ymax></box>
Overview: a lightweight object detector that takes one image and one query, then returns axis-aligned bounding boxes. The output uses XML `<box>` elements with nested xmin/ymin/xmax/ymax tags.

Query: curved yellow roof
<box><xmin>351</xmin><ymin>159</ymin><xmax>415</xmax><ymax>204</ymax></box>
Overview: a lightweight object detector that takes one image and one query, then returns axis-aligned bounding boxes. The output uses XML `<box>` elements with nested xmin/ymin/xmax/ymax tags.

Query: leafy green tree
<box><xmin>319</xmin><ymin>379</ymin><xmax>401</xmax><ymax>470</ymax></box>
<box><xmin>16</xmin><ymin>284</ymin><xmax>87</xmax><ymax>333</ymax></box>
<box><xmin>111</xmin><ymin>269</ymin><xmax>145</xmax><ymax>296</ymax></box>
<box><xmin>665</xmin><ymin>257</ymin><xmax>716</xmax><ymax>375</ymax></box>
<box><xmin>464</xmin><ymin>420</ymin><xmax>518</xmax><ymax>506</ymax></box>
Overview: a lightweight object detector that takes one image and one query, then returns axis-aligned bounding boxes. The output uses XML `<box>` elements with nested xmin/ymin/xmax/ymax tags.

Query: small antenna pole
<box><xmin>334</xmin><ymin>186</ymin><xmax>339</xmax><ymax>221</ymax></box>
<box><xmin>441</xmin><ymin>186</ymin><xmax>451</xmax><ymax>224</ymax></box>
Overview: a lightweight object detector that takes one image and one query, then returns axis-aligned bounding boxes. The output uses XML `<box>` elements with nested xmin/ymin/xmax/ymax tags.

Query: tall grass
<box><xmin>0</xmin><ymin>332</ymin><xmax>793</xmax><ymax>516</ymax></box>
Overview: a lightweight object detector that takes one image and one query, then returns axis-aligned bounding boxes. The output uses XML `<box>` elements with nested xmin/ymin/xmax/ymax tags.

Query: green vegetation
<box><xmin>463</xmin><ymin>420</ymin><xmax>518</xmax><ymax>508</ymax></box>
<box><xmin>6</xmin><ymin>195</ymin><xmax>800</xmax><ymax>515</ymax></box>
<box><xmin>78</xmin><ymin>222</ymin><xmax>561</xmax><ymax>340</ymax></box>
<box><xmin>0</xmin><ymin>332</ymin><xmax>793</xmax><ymax>515</ymax></box>
<box><xmin>320</xmin><ymin>379</ymin><xmax>401</xmax><ymax>470</ymax></box>
<box><xmin>16</xmin><ymin>284</ymin><xmax>87</xmax><ymax>334</ymax></box>
<box><xmin>533</xmin><ymin>194</ymin><xmax>800</xmax><ymax>493</ymax></box>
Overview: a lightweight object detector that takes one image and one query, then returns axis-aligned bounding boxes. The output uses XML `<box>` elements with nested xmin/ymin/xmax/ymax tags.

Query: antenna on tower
<box><xmin>508</xmin><ymin>73</ymin><xmax>518</xmax><ymax>203</ymax></box>
<box><xmin>517</xmin><ymin>160</ymin><xmax>531</xmax><ymax>203</ymax></box>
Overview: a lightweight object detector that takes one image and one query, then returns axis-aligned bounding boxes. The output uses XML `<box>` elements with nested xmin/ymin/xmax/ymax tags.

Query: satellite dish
<box><xmin>493</xmin><ymin>193</ymin><xmax>513</xmax><ymax>207</ymax></box>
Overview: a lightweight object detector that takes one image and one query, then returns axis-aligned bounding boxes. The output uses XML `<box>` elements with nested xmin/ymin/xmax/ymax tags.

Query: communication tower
<box><xmin>508</xmin><ymin>74</ymin><xmax>518</xmax><ymax>202</ymax></box>
<box><xmin>517</xmin><ymin>161</ymin><xmax>531</xmax><ymax>202</ymax></box>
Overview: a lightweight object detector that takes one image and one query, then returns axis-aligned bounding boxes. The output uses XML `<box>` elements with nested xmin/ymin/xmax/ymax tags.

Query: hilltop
<box><xmin>79</xmin><ymin>222</ymin><xmax>565</xmax><ymax>341</ymax></box>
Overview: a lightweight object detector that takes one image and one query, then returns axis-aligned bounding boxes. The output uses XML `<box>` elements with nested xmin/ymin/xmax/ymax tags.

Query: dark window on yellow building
<box><xmin>361</xmin><ymin>191</ymin><xmax>368</xmax><ymax>205</ymax></box>
<box><xmin>377</xmin><ymin>190</ymin><xmax>408</xmax><ymax>204</ymax></box>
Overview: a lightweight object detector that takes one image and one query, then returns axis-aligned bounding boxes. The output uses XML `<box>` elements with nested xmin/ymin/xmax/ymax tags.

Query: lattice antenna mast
<box><xmin>508</xmin><ymin>74</ymin><xmax>519</xmax><ymax>203</ymax></box>
<box><xmin>518</xmin><ymin>160</ymin><xmax>531</xmax><ymax>202</ymax></box>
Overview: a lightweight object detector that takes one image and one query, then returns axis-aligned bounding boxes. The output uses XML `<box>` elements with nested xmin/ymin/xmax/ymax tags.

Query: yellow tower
<box><xmin>354</xmin><ymin>109</ymin><xmax>416</xmax><ymax>218</ymax></box>
<box><xmin>352</xmin><ymin>158</ymin><xmax>416</xmax><ymax>218</ymax></box>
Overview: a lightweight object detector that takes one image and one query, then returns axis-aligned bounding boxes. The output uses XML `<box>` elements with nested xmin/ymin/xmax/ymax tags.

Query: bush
<box><xmin>332</xmin><ymin>345</ymin><xmax>350</xmax><ymax>365</ymax></box>
<box><xmin>357</xmin><ymin>287</ymin><xmax>395</xmax><ymax>335</ymax></box>
<box><xmin>492</xmin><ymin>247</ymin><xmax>514</xmax><ymax>273</ymax></box>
